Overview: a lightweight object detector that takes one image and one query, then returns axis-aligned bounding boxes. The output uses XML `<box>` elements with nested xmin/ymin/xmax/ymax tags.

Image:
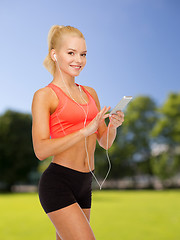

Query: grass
<box><xmin>0</xmin><ymin>190</ymin><xmax>180</xmax><ymax>240</ymax></box>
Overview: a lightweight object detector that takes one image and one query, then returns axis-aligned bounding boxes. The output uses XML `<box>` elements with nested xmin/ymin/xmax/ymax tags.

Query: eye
<box><xmin>68</xmin><ymin>52</ymin><xmax>86</xmax><ymax>57</ymax></box>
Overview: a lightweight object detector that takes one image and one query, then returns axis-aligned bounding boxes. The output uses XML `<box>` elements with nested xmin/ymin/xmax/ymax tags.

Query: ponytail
<box><xmin>43</xmin><ymin>25</ymin><xmax>85</xmax><ymax>76</ymax></box>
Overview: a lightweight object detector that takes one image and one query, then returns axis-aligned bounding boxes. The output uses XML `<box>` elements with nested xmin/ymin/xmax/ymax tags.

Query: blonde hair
<box><xmin>43</xmin><ymin>25</ymin><xmax>85</xmax><ymax>76</ymax></box>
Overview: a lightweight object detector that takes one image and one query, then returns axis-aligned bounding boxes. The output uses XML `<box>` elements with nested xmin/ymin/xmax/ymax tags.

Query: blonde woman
<box><xmin>31</xmin><ymin>25</ymin><xmax>124</xmax><ymax>240</ymax></box>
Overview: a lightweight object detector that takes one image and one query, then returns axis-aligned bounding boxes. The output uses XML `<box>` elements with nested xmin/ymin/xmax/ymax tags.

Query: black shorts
<box><xmin>38</xmin><ymin>162</ymin><xmax>94</xmax><ymax>214</ymax></box>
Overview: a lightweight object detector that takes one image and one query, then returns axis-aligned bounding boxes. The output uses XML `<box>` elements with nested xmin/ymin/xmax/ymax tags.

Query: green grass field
<box><xmin>0</xmin><ymin>190</ymin><xmax>180</xmax><ymax>240</ymax></box>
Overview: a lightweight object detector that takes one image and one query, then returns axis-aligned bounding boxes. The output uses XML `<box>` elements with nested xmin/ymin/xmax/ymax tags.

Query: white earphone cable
<box><xmin>56</xmin><ymin>60</ymin><xmax>111</xmax><ymax>190</ymax></box>
<box><xmin>80</xmin><ymin>92</ymin><xmax>111</xmax><ymax>190</ymax></box>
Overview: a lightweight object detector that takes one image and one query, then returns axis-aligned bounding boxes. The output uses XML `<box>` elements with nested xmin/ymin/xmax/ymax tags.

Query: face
<box><xmin>54</xmin><ymin>35</ymin><xmax>87</xmax><ymax>77</ymax></box>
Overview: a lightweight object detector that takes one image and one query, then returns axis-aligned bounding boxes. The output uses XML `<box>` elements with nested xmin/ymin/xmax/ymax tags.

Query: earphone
<box><xmin>54</xmin><ymin>53</ymin><xmax>111</xmax><ymax>190</ymax></box>
<box><xmin>54</xmin><ymin>54</ymin><xmax>57</xmax><ymax>61</ymax></box>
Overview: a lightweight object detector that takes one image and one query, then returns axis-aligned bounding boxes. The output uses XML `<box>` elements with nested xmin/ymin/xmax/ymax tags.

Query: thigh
<box><xmin>38</xmin><ymin>163</ymin><xmax>77</xmax><ymax>214</ymax></box>
<box><xmin>56</xmin><ymin>231</ymin><xmax>62</xmax><ymax>240</ymax></box>
<box><xmin>55</xmin><ymin>207</ymin><xmax>91</xmax><ymax>240</ymax></box>
<box><xmin>82</xmin><ymin>208</ymin><xmax>91</xmax><ymax>222</ymax></box>
<box><xmin>48</xmin><ymin>202</ymin><xmax>96</xmax><ymax>240</ymax></box>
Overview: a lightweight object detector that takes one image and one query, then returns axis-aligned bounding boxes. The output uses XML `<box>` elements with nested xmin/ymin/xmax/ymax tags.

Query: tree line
<box><xmin>0</xmin><ymin>92</ymin><xmax>180</xmax><ymax>192</ymax></box>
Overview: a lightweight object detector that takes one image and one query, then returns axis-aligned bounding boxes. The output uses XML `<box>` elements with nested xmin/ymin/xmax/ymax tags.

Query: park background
<box><xmin>0</xmin><ymin>0</ymin><xmax>180</xmax><ymax>239</ymax></box>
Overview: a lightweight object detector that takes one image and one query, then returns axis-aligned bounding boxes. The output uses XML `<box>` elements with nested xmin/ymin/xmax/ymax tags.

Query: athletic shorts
<box><xmin>38</xmin><ymin>162</ymin><xmax>94</xmax><ymax>214</ymax></box>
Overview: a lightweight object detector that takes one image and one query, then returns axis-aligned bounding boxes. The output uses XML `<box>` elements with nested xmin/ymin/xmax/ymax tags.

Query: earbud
<box><xmin>53</xmin><ymin>51</ymin><xmax>111</xmax><ymax>190</ymax></box>
<box><xmin>54</xmin><ymin>54</ymin><xmax>57</xmax><ymax>61</ymax></box>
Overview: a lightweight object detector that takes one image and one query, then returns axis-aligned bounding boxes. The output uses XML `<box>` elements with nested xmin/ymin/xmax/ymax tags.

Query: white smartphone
<box><xmin>109</xmin><ymin>96</ymin><xmax>133</xmax><ymax>116</ymax></box>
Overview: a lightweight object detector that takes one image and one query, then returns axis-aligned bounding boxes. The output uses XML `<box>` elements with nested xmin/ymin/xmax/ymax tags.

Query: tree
<box><xmin>94</xmin><ymin>119</ymin><xmax>135</xmax><ymax>181</ymax></box>
<box><xmin>94</xmin><ymin>96</ymin><xmax>158</xmax><ymax>184</ymax></box>
<box><xmin>0</xmin><ymin>110</ymin><xmax>38</xmax><ymax>191</ymax></box>
<box><xmin>151</xmin><ymin>93</ymin><xmax>180</xmax><ymax>145</ymax></box>
<box><xmin>150</xmin><ymin>152</ymin><xmax>180</xmax><ymax>181</ymax></box>
<box><xmin>150</xmin><ymin>93</ymin><xmax>180</xmax><ymax>183</ymax></box>
<box><xmin>120</xmin><ymin>96</ymin><xmax>158</xmax><ymax>177</ymax></box>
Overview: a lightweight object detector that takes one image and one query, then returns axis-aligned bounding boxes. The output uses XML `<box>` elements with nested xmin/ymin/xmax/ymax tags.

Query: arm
<box><xmin>84</xmin><ymin>86</ymin><xmax>124</xmax><ymax>150</ymax></box>
<box><xmin>31</xmin><ymin>87</ymin><xmax>110</xmax><ymax>160</ymax></box>
<box><xmin>31</xmin><ymin>88</ymin><xmax>85</xmax><ymax>161</ymax></box>
<box><xmin>99</xmin><ymin>124</ymin><xmax>117</xmax><ymax>150</ymax></box>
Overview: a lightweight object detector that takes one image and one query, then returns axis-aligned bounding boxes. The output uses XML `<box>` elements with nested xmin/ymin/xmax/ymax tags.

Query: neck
<box><xmin>53</xmin><ymin>69</ymin><xmax>77</xmax><ymax>89</ymax></box>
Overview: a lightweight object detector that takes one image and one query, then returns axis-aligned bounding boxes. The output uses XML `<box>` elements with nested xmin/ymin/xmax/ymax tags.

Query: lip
<box><xmin>70</xmin><ymin>65</ymin><xmax>81</xmax><ymax>67</ymax></box>
<box><xmin>70</xmin><ymin>65</ymin><xmax>81</xmax><ymax>70</ymax></box>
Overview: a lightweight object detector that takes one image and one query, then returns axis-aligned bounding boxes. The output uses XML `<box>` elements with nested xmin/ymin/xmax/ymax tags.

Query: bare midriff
<box><xmin>52</xmin><ymin>132</ymin><xmax>97</xmax><ymax>173</ymax></box>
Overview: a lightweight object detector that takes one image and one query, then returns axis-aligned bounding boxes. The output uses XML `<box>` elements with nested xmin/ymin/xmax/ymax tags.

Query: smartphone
<box><xmin>109</xmin><ymin>96</ymin><xmax>133</xmax><ymax>116</ymax></box>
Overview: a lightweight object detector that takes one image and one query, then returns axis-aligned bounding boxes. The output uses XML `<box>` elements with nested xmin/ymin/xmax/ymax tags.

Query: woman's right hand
<box><xmin>80</xmin><ymin>106</ymin><xmax>111</xmax><ymax>137</ymax></box>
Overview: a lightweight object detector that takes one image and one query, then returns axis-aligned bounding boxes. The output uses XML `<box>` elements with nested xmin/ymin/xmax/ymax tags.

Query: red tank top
<box><xmin>47</xmin><ymin>83</ymin><xmax>99</xmax><ymax>139</ymax></box>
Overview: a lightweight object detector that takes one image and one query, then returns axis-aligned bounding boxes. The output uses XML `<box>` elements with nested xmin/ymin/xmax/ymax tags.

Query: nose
<box><xmin>75</xmin><ymin>53</ymin><xmax>82</xmax><ymax>64</ymax></box>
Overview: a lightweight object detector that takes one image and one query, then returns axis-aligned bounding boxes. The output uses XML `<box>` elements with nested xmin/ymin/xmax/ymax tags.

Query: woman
<box><xmin>31</xmin><ymin>25</ymin><xmax>124</xmax><ymax>240</ymax></box>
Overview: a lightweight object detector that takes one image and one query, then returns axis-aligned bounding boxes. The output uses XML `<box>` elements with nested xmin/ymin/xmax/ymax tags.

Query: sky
<box><xmin>0</xmin><ymin>0</ymin><xmax>179</xmax><ymax>115</ymax></box>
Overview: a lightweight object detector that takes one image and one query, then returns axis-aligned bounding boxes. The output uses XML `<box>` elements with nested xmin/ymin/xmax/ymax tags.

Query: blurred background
<box><xmin>0</xmin><ymin>0</ymin><xmax>180</xmax><ymax>239</ymax></box>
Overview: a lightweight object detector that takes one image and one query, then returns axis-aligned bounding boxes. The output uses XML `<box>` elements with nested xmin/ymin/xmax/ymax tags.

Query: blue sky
<box><xmin>0</xmin><ymin>0</ymin><xmax>179</xmax><ymax>115</ymax></box>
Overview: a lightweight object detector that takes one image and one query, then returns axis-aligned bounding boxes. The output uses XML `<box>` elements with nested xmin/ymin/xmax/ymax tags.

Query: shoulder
<box><xmin>82</xmin><ymin>85</ymin><xmax>96</xmax><ymax>95</ymax></box>
<box><xmin>32</xmin><ymin>86</ymin><xmax>54</xmax><ymax>102</ymax></box>
<box><xmin>31</xmin><ymin>86</ymin><xmax>55</xmax><ymax>112</ymax></box>
<box><xmin>82</xmin><ymin>85</ymin><xmax>101</xmax><ymax>111</ymax></box>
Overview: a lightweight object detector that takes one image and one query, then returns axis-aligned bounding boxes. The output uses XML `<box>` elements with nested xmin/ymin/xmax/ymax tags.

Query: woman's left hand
<box><xmin>108</xmin><ymin>111</ymin><xmax>124</xmax><ymax>129</ymax></box>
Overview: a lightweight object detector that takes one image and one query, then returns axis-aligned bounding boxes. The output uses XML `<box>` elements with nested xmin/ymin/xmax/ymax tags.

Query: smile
<box><xmin>70</xmin><ymin>65</ymin><xmax>81</xmax><ymax>70</ymax></box>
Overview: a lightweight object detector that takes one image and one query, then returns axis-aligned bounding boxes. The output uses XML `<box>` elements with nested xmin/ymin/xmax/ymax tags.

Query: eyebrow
<box><xmin>67</xmin><ymin>48</ymin><xmax>87</xmax><ymax>52</ymax></box>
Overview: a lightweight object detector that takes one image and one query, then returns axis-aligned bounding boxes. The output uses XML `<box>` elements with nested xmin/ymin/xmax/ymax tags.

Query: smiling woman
<box><xmin>43</xmin><ymin>25</ymin><xmax>86</xmax><ymax>77</ymax></box>
<box><xmin>31</xmin><ymin>24</ymin><xmax>121</xmax><ymax>240</ymax></box>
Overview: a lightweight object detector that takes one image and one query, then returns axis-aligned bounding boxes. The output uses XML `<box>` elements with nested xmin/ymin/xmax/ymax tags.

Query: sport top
<box><xmin>47</xmin><ymin>83</ymin><xmax>99</xmax><ymax>139</ymax></box>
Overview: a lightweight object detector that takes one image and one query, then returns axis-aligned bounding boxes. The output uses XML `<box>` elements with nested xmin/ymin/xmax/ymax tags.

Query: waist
<box><xmin>49</xmin><ymin>162</ymin><xmax>94</xmax><ymax>175</ymax></box>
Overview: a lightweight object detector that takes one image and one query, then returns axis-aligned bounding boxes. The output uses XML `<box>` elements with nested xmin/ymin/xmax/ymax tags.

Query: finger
<box><xmin>100</xmin><ymin>108</ymin><xmax>111</xmax><ymax>120</ymax></box>
<box><xmin>102</xmin><ymin>106</ymin><xmax>111</xmax><ymax>115</ymax></box>
<box><xmin>102</xmin><ymin>113</ymin><xmax>110</xmax><ymax>119</ymax></box>
<box><xmin>99</xmin><ymin>106</ymin><xmax>106</xmax><ymax>114</ymax></box>
<box><xmin>106</xmin><ymin>106</ymin><xmax>111</xmax><ymax>111</ymax></box>
<box><xmin>98</xmin><ymin>106</ymin><xmax>109</xmax><ymax>117</ymax></box>
<box><xmin>117</xmin><ymin>111</ymin><xmax>124</xmax><ymax>118</ymax></box>
<box><xmin>112</xmin><ymin>113</ymin><xmax>124</xmax><ymax>120</ymax></box>
<box><xmin>111</xmin><ymin>115</ymin><xmax>119</xmax><ymax>121</ymax></box>
<box><xmin>101</xmin><ymin>106</ymin><xmax>111</xmax><ymax>111</ymax></box>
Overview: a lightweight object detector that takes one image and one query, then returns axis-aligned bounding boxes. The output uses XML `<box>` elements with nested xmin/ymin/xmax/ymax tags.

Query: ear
<box><xmin>50</xmin><ymin>49</ymin><xmax>56</xmax><ymax>62</ymax></box>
